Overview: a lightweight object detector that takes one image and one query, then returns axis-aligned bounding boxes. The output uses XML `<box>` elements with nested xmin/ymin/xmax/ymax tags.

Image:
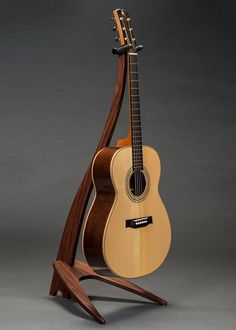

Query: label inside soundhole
<box><xmin>126</xmin><ymin>168</ymin><xmax>150</xmax><ymax>202</ymax></box>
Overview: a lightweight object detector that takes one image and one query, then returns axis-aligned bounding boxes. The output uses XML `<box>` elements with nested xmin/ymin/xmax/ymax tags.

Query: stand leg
<box><xmin>53</xmin><ymin>261</ymin><xmax>105</xmax><ymax>324</ymax></box>
<box><xmin>52</xmin><ymin>260</ymin><xmax>167</xmax><ymax>324</ymax></box>
<box><xmin>92</xmin><ymin>276</ymin><xmax>167</xmax><ymax>305</ymax></box>
<box><xmin>74</xmin><ymin>260</ymin><xmax>167</xmax><ymax>305</ymax></box>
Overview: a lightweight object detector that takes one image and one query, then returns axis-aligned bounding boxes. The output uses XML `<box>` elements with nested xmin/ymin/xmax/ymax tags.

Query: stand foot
<box><xmin>51</xmin><ymin>260</ymin><xmax>167</xmax><ymax>324</ymax></box>
<box><xmin>52</xmin><ymin>261</ymin><xmax>106</xmax><ymax>324</ymax></box>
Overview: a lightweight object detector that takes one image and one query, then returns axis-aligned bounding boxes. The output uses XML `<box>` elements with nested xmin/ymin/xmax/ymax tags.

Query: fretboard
<box><xmin>129</xmin><ymin>53</ymin><xmax>143</xmax><ymax>171</ymax></box>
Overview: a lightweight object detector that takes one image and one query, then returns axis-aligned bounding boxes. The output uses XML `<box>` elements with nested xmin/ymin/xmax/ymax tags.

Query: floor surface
<box><xmin>1</xmin><ymin>240</ymin><xmax>235</xmax><ymax>330</ymax></box>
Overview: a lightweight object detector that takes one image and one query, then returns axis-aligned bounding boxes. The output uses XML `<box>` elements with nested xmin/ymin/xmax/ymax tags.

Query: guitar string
<box><xmin>129</xmin><ymin>52</ymin><xmax>137</xmax><ymax>222</ymax></box>
<box><xmin>132</xmin><ymin>58</ymin><xmax>141</xmax><ymax>197</ymax></box>
<box><xmin>127</xmin><ymin>17</ymin><xmax>143</xmax><ymax>224</ymax></box>
<box><xmin>126</xmin><ymin>17</ymin><xmax>138</xmax><ymax>201</ymax></box>
<box><xmin>133</xmin><ymin>56</ymin><xmax>142</xmax><ymax>197</ymax></box>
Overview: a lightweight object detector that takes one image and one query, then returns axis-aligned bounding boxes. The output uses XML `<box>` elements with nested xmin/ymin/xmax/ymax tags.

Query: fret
<box><xmin>130</xmin><ymin>74</ymin><xmax>138</xmax><ymax>79</ymax></box>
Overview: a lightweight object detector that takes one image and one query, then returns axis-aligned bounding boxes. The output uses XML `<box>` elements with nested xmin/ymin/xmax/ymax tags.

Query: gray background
<box><xmin>0</xmin><ymin>0</ymin><xmax>235</xmax><ymax>329</ymax></box>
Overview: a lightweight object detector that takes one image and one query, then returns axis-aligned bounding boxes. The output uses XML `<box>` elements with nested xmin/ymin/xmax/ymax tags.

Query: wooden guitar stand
<box><xmin>49</xmin><ymin>53</ymin><xmax>167</xmax><ymax>324</ymax></box>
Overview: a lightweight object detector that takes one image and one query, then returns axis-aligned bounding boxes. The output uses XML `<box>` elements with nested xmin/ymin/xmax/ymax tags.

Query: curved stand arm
<box><xmin>50</xmin><ymin>53</ymin><xmax>127</xmax><ymax>294</ymax></box>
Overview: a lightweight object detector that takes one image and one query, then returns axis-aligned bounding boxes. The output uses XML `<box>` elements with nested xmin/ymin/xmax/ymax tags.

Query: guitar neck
<box><xmin>128</xmin><ymin>52</ymin><xmax>143</xmax><ymax>171</ymax></box>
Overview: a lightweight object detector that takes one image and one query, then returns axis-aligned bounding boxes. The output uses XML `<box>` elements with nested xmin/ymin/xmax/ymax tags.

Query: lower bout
<box><xmin>102</xmin><ymin>207</ymin><xmax>171</xmax><ymax>278</ymax></box>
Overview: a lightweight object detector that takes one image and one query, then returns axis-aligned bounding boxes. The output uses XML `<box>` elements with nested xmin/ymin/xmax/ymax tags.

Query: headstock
<box><xmin>111</xmin><ymin>9</ymin><xmax>143</xmax><ymax>55</ymax></box>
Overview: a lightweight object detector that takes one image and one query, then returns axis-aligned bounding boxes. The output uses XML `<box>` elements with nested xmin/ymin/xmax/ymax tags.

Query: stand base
<box><xmin>50</xmin><ymin>260</ymin><xmax>167</xmax><ymax>324</ymax></box>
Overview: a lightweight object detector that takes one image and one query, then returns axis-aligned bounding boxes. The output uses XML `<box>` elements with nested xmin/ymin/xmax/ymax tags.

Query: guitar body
<box><xmin>82</xmin><ymin>145</ymin><xmax>171</xmax><ymax>278</ymax></box>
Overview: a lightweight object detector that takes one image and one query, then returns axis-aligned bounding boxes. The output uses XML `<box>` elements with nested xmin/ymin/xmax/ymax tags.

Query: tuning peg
<box><xmin>110</xmin><ymin>16</ymin><xmax>114</xmax><ymax>21</ymax></box>
<box><xmin>115</xmin><ymin>36</ymin><xmax>119</xmax><ymax>41</ymax></box>
<box><xmin>113</xmin><ymin>26</ymin><xmax>117</xmax><ymax>31</ymax></box>
<box><xmin>112</xmin><ymin>44</ymin><xmax>133</xmax><ymax>55</ymax></box>
<box><xmin>136</xmin><ymin>45</ymin><xmax>143</xmax><ymax>52</ymax></box>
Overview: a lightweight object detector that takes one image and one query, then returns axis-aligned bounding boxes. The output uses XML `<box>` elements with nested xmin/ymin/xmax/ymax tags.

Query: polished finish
<box><xmin>52</xmin><ymin>260</ymin><xmax>167</xmax><ymax>324</ymax></box>
<box><xmin>82</xmin><ymin>146</ymin><xmax>171</xmax><ymax>278</ymax></box>
<box><xmin>50</xmin><ymin>53</ymin><xmax>127</xmax><ymax>297</ymax></box>
<box><xmin>82</xmin><ymin>147</ymin><xmax>118</xmax><ymax>267</ymax></box>
<box><xmin>83</xmin><ymin>9</ymin><xmax>171</xmax><ymax>278</ymax></box>
<box><xmin>50</xmin><ymin>9</ymin><xmax>168</xmax><ymax>324</ymax></box>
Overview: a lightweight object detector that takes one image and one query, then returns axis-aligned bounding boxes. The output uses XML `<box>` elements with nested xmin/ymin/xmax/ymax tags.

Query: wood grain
<box><xmin>50</xmin><ymin>54</ymin><xmax>127</xmax><ymax>295</ymax></box>
<box><xmin>82</xmin><ymin>147</ymin><xmax>118</xmax><ymax>267</ymax></box>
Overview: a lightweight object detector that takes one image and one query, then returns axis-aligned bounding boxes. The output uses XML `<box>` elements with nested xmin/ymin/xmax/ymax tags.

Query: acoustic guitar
<box><xmin>82</xmin><ymin>9</ymin><xmax>171</xmax><ymax>278</ymax></box>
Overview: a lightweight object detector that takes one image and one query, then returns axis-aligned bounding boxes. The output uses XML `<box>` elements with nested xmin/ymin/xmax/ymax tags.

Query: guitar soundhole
<box><xmin>129</xmin><ymin>170</ymin><xmax>146</xmax><ymax>197</ymax></box>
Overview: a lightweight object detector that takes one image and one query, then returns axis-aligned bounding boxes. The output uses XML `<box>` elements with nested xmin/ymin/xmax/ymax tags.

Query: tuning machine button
<box><xmin>115</xmin><ymin>36</ymin><xmax>119</xmax><ymax>41</ymax></box>
<box><xmin>136</xmin><ymin>45</ymin><xmax>143</xmax><ymax>52</ymax></box>
<box><xmin>113</xmin><ymin>26</ymin><xmax>117</xmax><ymax>31</ymax></box>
